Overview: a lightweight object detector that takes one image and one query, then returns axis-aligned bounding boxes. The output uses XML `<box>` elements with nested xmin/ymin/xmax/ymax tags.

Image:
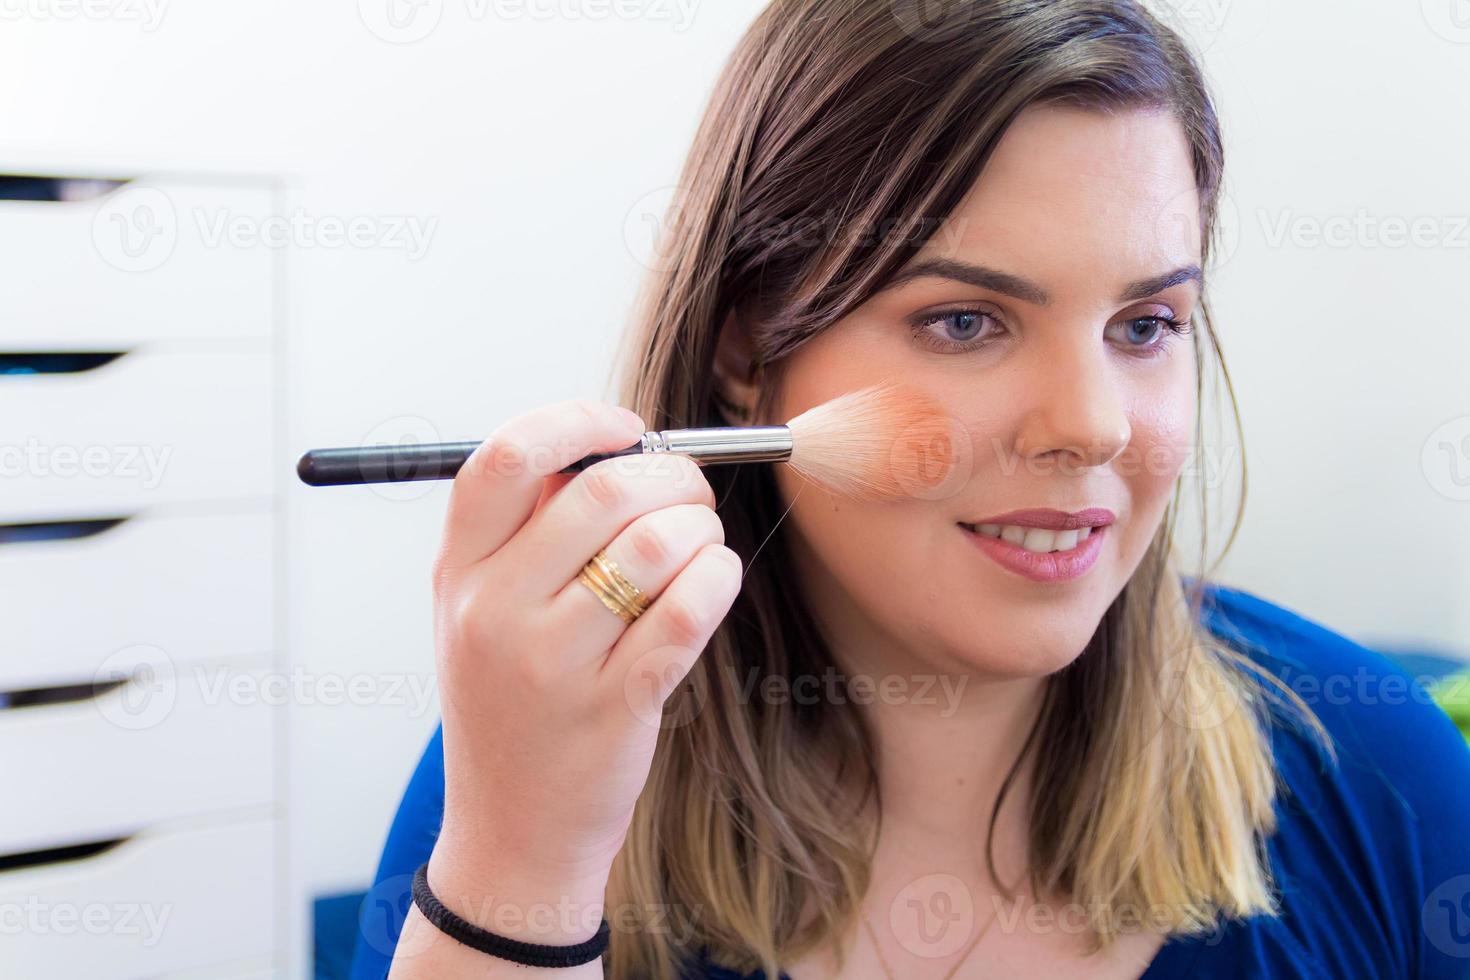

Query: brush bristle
<box><xmin>784</xmin><ymin>383</ymin><xmax>963</xmax><ymax>500</ymax></box>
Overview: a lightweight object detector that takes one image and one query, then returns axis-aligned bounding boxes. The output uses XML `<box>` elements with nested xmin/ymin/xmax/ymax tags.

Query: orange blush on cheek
<box><xmin>781</xmin><ymin>382</ymin><xmax>973</xmax><ymax>502</ymax></box>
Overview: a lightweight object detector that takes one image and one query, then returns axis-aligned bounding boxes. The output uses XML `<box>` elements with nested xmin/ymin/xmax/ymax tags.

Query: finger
<box><xmin>601</xmin><ymin>543</ymin><xmax>743</xmax><ymax>725</ymax></box>
<box><xmin>496</xmin><ymin>451</ymin><xmax>716</xmax><ymax>596</ymax></box>
<box><xmin>437</xmin><ymin>400</ymin><xmax>644</xmax><ymax>569</ymax></box>
<box><xmin>548</xmin><ymin>503</ymin><xmax>725</xmax><ymax>664</ymax></box>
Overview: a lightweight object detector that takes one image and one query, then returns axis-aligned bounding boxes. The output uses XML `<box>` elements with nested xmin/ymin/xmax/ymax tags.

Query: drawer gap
<box><xmin>0</xmin><ymin>836</ymin><xmax>130</xmax><ymax>874</ymax></box>
<box><xmin>0</xmin><ymin>676</ymin><xmax>129</xmax><ymax>711</ymax></box>
<box><xmin>0</xmin><ymin>175</ymin><xmax>126</xmax><ymax>202</ymax></box>
<box><xmin>0</xmin><ymin>517</ymin><xmax>129</xmax><ymax>546</ymax></box>
<box><xmin>0</xmin><ymin>351</ymin><xmax>127</xmax><ymax>376</ymax></box>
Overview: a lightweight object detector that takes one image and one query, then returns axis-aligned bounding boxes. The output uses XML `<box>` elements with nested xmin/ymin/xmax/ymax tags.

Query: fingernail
<box><xmin>618</xmin><ymin>407</ymin><xmax>645</xmax><ymax>431</ymax></box>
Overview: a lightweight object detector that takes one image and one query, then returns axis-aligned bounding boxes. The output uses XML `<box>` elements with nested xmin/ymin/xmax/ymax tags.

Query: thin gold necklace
<box><xmin>860</xmin><ymin>900</ymin><xmax>999</xmax><ymax>980</ymax></box>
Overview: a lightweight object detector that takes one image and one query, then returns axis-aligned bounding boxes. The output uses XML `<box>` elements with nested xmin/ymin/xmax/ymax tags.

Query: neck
<box><xmin>784</xmin><ymin>528</ymin><xmax>1052</xmax><ymax>891</ymax></box>
<box><xmin>802</xmin><ymin>581</ymin><xmax>1047</xmax><ymax>885</ymax></box>
<box><xmin>864</xmin><ymin>671</ymin><xmax>1044</xmax><ymax>844</ymax></box>
<box><xmin>853</xmin><ymin>661</ymin><xmax>1047</xmax><ymax>898</ymax></box>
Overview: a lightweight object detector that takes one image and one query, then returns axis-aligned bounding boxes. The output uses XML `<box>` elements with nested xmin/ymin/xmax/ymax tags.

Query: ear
<box><xmin>711</xmin><ymin>309</ymin><xmax>762</xmax><ymax>425</ymax></box>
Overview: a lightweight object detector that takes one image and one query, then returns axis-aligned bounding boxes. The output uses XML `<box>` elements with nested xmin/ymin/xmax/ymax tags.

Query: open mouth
<box><xmin>956</xmin><ymin>522</ymin><xmax>1097</xmax><ymax>555</ymax></box>
<box><xmin>957</xmin><ymin>521</ymin><xmax>1107</xmax><ymax>582</ymax></box>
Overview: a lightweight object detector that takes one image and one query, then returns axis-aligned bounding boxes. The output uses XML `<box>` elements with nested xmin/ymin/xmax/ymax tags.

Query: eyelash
<box><xmin>910</xmin><ymin>307</ymin><xmax>1194</xmax><ymax>358</ymax></box>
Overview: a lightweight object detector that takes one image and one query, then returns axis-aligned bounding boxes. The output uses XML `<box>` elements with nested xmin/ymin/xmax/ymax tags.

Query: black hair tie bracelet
<box><xmin>411</xmin><ymin>862</ymin><xmax>611</xmax><ymax>968</ymax></box>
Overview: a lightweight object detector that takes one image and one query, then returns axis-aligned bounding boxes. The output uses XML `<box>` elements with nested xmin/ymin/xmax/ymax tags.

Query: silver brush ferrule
<box><xmin>642</xmin><ymin>425</ymin><xmax>793</xmax><ymax>464</ymax></box>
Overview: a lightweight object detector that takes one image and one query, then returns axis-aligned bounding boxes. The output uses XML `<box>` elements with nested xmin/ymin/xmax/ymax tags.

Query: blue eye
<box><xmin>938</xmin><ymin>311</ymin><xmax>983</xmax><ymax>340</ymax></box>
<box><xmin>908</xmin><ymin>307</ymin><xmax>1194</xmax><ymax>356</ymax></box>
<box><xmin>1109</xmin><ymin>315</ymin><xmax>1194</xmax><ymax>356</ymax></box>
<box><xmin>1126</xmin><ymin>318</ymin><xmax>1164</xmax><ymax>343</ymax></box>
<box><xmin>911</xmin><ymin>307</ymin><xmax>999</xmax><ymax>352</ymax></box>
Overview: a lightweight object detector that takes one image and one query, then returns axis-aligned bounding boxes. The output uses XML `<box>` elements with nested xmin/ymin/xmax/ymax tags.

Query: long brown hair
<box><xmin>602</xmin><ymin>2</ymin><xmax>1326</xmax><ymax>976</ymax></box>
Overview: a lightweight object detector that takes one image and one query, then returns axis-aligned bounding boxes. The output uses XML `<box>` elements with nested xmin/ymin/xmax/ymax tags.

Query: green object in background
<box><xmin>1431</xmin><ymin>670</ymin><xmax>1470</xmax><ymax>747</ymax></box>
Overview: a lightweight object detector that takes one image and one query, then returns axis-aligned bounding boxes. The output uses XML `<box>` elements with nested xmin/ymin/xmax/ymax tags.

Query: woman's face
<box><xmin>768</xmin><ymin>105</ymin><xmax>1201</xmax><ymax>679</ymax></box>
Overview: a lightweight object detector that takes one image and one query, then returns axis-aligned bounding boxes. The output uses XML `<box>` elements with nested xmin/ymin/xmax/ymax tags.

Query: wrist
<box><xmin>426</xmin><ymin>835</ymin><xmax>611</xmax><ymax>945</ymax></box>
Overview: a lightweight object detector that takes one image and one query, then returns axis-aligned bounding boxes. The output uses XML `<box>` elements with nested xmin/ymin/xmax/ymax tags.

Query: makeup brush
<box><xmin>296</xmin><ymin>382</ymin><xmax>958</xmax><ymax>500</ymax></box>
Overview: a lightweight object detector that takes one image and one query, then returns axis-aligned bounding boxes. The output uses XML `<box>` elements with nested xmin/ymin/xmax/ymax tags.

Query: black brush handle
<box><xmin>557</xmin><ymin>442</ymin><xmax>647</xmax><ymax>472</ymax></box>
<box><xmin>296</xmin><ymin>440</ymin><xmax>646</xmax><ymax>486</ymax></box>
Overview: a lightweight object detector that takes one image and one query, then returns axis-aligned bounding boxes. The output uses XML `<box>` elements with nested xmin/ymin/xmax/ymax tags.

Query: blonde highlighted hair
<box><xmin>600</xmin><ymin>1</ymin><xmax>1329</xmax><ymax>976</ymax></box>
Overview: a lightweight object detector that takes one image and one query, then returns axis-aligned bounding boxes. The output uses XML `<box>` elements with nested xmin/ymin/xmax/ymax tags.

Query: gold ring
<box><xmin>577</xmin><ymin>549</ymin><xmax>652</xmax><ymax>624</ymax></box>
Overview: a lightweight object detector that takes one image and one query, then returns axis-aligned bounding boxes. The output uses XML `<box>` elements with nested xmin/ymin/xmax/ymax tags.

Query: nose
<box><xmin>1012</xmin><ymin>342</ymin><xmax>1131</xmax><ymax>472</ymax></box>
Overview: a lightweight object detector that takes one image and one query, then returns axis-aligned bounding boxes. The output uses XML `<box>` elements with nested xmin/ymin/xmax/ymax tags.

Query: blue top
<box><xmin>349</xmin><ymin>583</ymin><xmax>1470</xmax><ymax>979</ymax></box>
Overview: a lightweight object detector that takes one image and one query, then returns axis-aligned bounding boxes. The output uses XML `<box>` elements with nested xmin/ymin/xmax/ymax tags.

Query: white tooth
<box><xmin>1053</xmin><ymin>529</ymin><xmax>1079</xmax><ymax>552</ymax></box>
<box><xmin>1020</xmin><ymin>528</ymin><xmax>1057</xmax><ymax>553</ymax></box>
<box><xmin>979</xmin><ymin>523</ymin><xmax>1002</xmax><ymax>538</ymax></box>
<box><xmin>1078</xmin><ymin>526</ymin><xmax>1092</xmax><ymax>541</ymax></box>
<box><xmin>1000</xmin><ymin>525</ymin><xmax>1027</xmax><ymax>546</ymax></box>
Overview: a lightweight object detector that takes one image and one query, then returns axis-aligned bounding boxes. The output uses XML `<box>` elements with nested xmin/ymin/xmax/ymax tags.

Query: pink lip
<box><xmin>958</xmin><ymin>522</ymin><xmax>1107</xmax><ymax>583</ymax></box>
<box><xmin>963</xmin><ymin>507</ymin><xmax>1116</xmax><ymax>530</ymax></box>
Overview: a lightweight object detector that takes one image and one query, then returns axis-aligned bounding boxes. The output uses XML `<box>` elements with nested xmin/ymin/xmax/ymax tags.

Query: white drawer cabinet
<box><xmin>0</xmin><ymin>176</ymin><xmax>275</xmax><ymax>350</ymax></box>
<box><xmin>0</xmin><ymin>170</ymin><xmax>288</xmax><ymax>977</ymax></box>
<box><xmin>0</xmin><ymin>655</ymin><xmax>276</xmax><ymax>854</ymax></box>
<box><xmin>0</xmin><ymin>346</ymin><xmax>274</xmax><ymax>521</ymax></box>
<box><xmin>0</xmin><ymin>509</ymin><xmax>275</xmax><ymax>691</ymax></box>
<box><xmin>0</xmin><ymin>819</ymin><xmax>278</xmax><ymax>978</ymax></box>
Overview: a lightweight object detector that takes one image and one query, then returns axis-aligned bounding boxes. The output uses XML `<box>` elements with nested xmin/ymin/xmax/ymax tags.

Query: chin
<box><xmin>923</xmin><ymin>620</ymin><xmax>1099</xmax><ymax>681</ymax></box>
<box><xmin>920</xmin><ymin>600</ymin><xmax>1107</xmax><ymax>680</ymax></box>
<box><xmin>951</xmin><ymin>634</ymin><xmax>1094</xmax><ymax>680</ymax></box>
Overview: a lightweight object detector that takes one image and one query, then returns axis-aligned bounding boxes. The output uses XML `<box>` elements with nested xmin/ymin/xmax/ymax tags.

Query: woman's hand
<box><xmin>395</xmin><ymin>400</ymin><xmax>741</xmax><ymax>973</ymax></box>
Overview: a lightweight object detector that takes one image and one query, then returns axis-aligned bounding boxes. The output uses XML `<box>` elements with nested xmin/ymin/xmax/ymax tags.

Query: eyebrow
<box><xmin>881</xmin><ymin>258</ymin><xmax>1203</xmax><ymax>306</ymax></box>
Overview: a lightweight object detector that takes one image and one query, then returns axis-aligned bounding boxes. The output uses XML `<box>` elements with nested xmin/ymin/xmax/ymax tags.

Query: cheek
<box><xmin>773</xmin><ymin>463</ymin><xmax>951</xmax><ymax>646</ymax></box>
<box><xmin>768</xmin><ymin>334</ymin><xmax>950</xmax><ymax>628</ymax></box>
<box><xmin>1121</xmin><ymin>364</ymin><xmax>1196</xmax><ymax>512</ymax></box>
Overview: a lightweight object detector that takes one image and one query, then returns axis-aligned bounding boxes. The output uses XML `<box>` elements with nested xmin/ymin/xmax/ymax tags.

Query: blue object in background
<box><xmin>314</xmin><ymin>892</ymin><xmax>367</xmax><ymax>980</ymax></box>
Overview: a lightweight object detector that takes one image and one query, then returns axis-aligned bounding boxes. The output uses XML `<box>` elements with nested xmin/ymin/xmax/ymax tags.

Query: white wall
<box><xmin>2</xmin><ymin>1</ymin><xmax>1465</xmax><ymax>969</ymax></box>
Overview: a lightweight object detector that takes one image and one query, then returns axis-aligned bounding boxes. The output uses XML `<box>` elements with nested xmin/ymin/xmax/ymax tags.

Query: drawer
<box><xmin>0</xmin><ymin>176</ymin><xmax>275</xmax><ymax>348</ymax></box>
<box><xmin>0</xmin><ymin>818</ymin><xmax>277</xmax><ymax>978</ymax></box>
<box><xmin>0</xmin><ymin>656</ymin><xmax>276</xmax><ymax>853</ymax></box>
<box><xmin>0</xmin><ymin>509</ymin><xmax>275</xmax><ymax>691</ymax></box>
<box><xmin>0</xmin><ymin>346</ymin><xmax>274</xmax><ymax>520</ymax></box>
